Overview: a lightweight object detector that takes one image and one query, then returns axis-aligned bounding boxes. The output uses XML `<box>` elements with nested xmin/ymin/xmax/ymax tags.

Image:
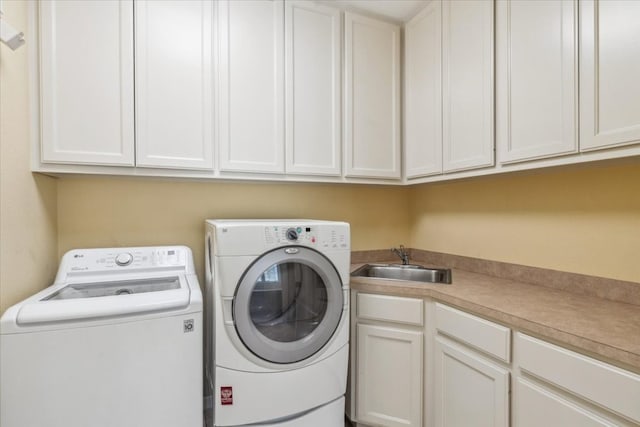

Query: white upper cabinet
<box><xmin>33</xmin><ymin>0</ymin><xmax>640</xmax><ymax>183</ymax></box>
<box><xmin>404</xmin><ymin>0</ymin><xmax>443</xmax><ymax>179</ymax></box>
<box><xmin>218</xmin><ymin>0</ymin><xmax>285</xmax><ymax>174</ymax></box>
<box><xmin>135</xmin><ymin>0</ymin><xmax>214</xmax><ymax>170</ymax></box>
<box><xmin>285</xmin><ymin>1</ymin><xmax>341</xmax><ymax>176</ymax></box>
<box><xmin>580</xmin><ymin>0</ymin><xmax>640</xmax><ymax>151</ymax></box>
<box><xmin>39</xmin><ymin>0</ymin><xmax>134</xmax><ymax>166</ymax></box>
<box><xmin>496</xmin><ymin>0</ymin><xmax>578</xmax><ymax>164</ymax></box>
<box><xmin>344</xmin><ymin>13</ymin><xmax>401</xmax><ymax>179</ymax></box>
<box><xmin>442</xmin><ymin>0</ymin><xmax>494</xmax><ymax>173</ymax></box>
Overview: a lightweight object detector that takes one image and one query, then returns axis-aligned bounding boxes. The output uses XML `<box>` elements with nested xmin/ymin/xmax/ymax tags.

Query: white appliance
<box><xmin>0</xmin><ymin>246</ymin><xmax>203</xmax><ymax>427</ymax></box>
<box><xmin>205</xmin><ymin>220</ymin><xmax>350</xmax><ymax>426</ymax></box>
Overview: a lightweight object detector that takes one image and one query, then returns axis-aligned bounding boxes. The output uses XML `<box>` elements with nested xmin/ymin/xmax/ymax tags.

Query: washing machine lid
<box><xmin>233</xmin><ymin>246</ymin><xmax>344</xmax><ymax>364</ymax></box>
<box><xmin>45</xmin><ymin>276</ymin><xmax>181</xmax><ymax>300</ymax></box>
<box><xmin>15</xmin><ymin>275</ymin><xmax>191</xmax><ymax>325</ymax></box>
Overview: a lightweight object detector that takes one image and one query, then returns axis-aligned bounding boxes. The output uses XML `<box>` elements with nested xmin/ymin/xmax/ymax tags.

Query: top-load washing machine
<box><xmin>0</xmin><ymin>246</ymin><xmax>203</xmax><ymax>427</ymax></box>
<box><xmin>205</xmin><ymin>220</ymin><xmax>350</xmax><ymax>426</ymax></box>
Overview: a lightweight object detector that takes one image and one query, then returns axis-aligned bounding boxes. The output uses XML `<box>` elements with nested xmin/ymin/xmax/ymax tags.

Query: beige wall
<box><xmin>57</xmin><ymin>177</ymin><xmax>411</xmax><ymax>283</ymax></box>
<box><xmin>58</xmin><ymin>159</ymin><xmax>640</xmax><ymax>288</ymax></box>
<box><xmin>410</xmin><ymin>161</ymin><xmax>640</xmax><ymax>282</ymax></box>
<box><xmin>2</xmin><ymin>0</ymin><xmax>639</xmax><ymax>316</ymax></box>
<box><xmin>0</xmin><ymin>1</ymin><xmax>58</xmax><ymax>313</ymax></box>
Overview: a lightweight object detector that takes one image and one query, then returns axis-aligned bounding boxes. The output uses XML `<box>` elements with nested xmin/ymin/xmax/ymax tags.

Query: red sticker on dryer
<box><xmin>221</xmin><ymin>386</ymin><xmax>233</xmax><ymax>405</ymax></box>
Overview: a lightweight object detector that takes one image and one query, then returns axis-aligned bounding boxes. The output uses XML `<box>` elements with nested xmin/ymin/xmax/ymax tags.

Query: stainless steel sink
<box><xmin>351</xmin><ymin>263</ymin><xmax>452</xmax><ymax>284</ymax></box>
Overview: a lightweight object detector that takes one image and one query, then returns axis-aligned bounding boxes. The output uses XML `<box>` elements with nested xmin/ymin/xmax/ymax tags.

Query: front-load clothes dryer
<box><xmin>204</xmin><ymin>220</ymin><xmax>350</xmax><ymax>427</ymax></box>
<box><xmin>0</xmin><ymin>246</ymin><xmax>203</xmax><ymax>427</ymax></box>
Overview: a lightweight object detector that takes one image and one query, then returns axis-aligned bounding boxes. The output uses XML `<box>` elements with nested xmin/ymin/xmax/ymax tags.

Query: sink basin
<box><xmin>351</xmin><ymin>263</ymin><xmax>452</xmax><ymax>284</ymax></box>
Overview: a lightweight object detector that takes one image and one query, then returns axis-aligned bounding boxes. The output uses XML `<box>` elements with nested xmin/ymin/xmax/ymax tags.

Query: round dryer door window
<box><xmin>233</xmin><ymin>246</ymin><xmax>344</xmax><ymax>364</ymax></box>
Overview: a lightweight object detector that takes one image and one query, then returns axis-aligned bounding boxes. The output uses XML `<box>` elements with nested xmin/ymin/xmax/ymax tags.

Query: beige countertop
<box><xmin>350</xmin><ymin>263</ymin><xmax>640</xmax><ymax>373</ymax></box>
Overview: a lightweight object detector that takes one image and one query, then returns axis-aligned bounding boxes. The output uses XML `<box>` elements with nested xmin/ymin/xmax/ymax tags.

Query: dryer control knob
<box><xmin>286</xmin><ymin>228</ymin><xmax>298</xmax><ymax>241</ymax></box>
<box><xmin>115</xmin><ymin>252</ymin><xmax>133</xmax><ymax>266</ymax></box>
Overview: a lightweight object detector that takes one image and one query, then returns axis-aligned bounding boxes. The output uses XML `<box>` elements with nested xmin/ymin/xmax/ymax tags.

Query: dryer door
<box><xmin>233</xmin><ymin>246</ymin><xmax>344</xmax><ymax>364</ymax></box>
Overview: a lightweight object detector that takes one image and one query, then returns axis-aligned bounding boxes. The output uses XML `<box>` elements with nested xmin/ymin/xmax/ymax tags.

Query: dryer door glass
<box><xmin>234</xmin><ymin>246</ymin><xmax>344</xmax><ymax>364</ymax></box>
<box><xmin>250</xmin><ymin>262</ymin><xmax>328</xmax><ymax>343</ymax></box>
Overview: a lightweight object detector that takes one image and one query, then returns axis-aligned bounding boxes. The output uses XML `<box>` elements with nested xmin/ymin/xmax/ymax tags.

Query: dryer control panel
<box><xmin>263</xmin><ymin>224</ymin><xmax>348</xmax><ymax>250</ymax></box>
<box><xmin>209</xmin><ymin>220</ymin><xmax>350</xmax><ymax>256</ymax></box>
<box><xmin>57</xmin><ymin>246</ymin><xmax>194</xmax><ymax>279</ymax></box>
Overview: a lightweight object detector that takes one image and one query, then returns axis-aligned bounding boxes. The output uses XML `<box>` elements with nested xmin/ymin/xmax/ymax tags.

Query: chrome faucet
<box><xmin>391</xmin><ymin>245</ymin><xmax>410</xmax><ymax>265</ymax></box>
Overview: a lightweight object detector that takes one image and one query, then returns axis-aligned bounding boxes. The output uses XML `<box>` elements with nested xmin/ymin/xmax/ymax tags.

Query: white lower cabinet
<box><xmin>514</xmin><ymin>332</ymin><xmax>640</xmax><ymax>426</ymax></box>
<box><xmin>357</xmin><ymin>324</ymin><xmax>423</xmax><ymax>427</ymax></box>
<box><xmin>350</xmin><ymin>297</ymin><xmax>640</xmax><ymax>427</ymax></box>
<box><xmin>434</xmin><ymin>337</ymin><xmax>509</xmax><ymax>427</ymax></box>
<box><xmin>433</xmin><ymin>303</ymin><xmax>510</xmax><ymax>427</ymax></box>
<box><xmin>515</xmin><ymin>378</ymin><xmax>618</xmax><ymax>427</ymax></box>
<box><xmin>351</xmin><ymin>293</ymin><xmax>423</xmax><ymax>427</ymax></box>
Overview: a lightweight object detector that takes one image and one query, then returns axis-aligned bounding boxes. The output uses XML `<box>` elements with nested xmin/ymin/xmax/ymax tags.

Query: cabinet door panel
<box><xmin>516</xmin><ymin>378</ymin><xmax>617</xmax><ymax>427</ymax></box>
<box><xmin>442</xmin><ymin>0</ymin><xmax>494</xmax><ymax>172</ymax></box>
<box><xmin>40</xmin><ymin>0</ymin><xmax>134</xmax><ymax>166</ymax></box>
<box><xmin>497</xmin><ymin>0</ymin><xmax>578</xmax><ymax>163</ymax></box>
<box><xmin>357</xmin><ymin>324</ymin><xmax>422</xmax><ymax>427</ymax></box>
<box><xmin>580</xmin><ymin>0</ymin><xmax>640</xmax><ymax>151</ymax></box>
<box><xmin>434</xmin><ymin>337</ymin><xmax>509</xmax><ymax>427</ymax></box>
<box><xmin>517</xmin><ymin>333</ymin><xmax>640</xmax><ymax>423</ymax></box>
<box><xmin>285</xmin><ymin>1</ymin><xmax>341</xmax><ymax>176</ymax></box>
<box><xmin>404</xmin><ymin>0</ymin><xmax>443</xmax><ymax>178</ymax></box>
<box><xmin>135</xmin><ymin>0</ymin><xmax>213</xmax><ymax>170</ymax></box>
<box><xmin>344</xmin><ymin>13</ymin><xmax>401</xmax><ymax>179</ymax></box>
<box><xmin>218</xmin><ymin>0</ymin><xmax>285</xmax><ymax>173</ymax></box>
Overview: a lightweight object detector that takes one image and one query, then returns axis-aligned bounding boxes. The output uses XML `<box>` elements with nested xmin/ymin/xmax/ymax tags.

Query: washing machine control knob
<box><xmin>115</xmin><ymin>252</ymin><xmax>133</xmax><ymax>266</ymax></box>
<box><xmin>286</xmin><ymin>228</ymin><xmax>298</xmax><ymax>241</ymax></box>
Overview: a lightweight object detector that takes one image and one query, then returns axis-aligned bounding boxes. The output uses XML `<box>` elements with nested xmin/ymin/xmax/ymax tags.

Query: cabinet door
<box><xmin>515</xmin><ymin>378</ymin><xmax>617</xmax><ymax>427</ymax></box>
<box><xmin>357</xmin><ymin>324</ymin><xmax>422</xmax><ymax>427</ymax></box>
<box><xmin>39</xmin><ymin>0</ymin><xmax>134</xmax><ymax>166</ymax></box>
<box><xmin>580</xmin><ymin>0</ymin><xmax>640</xmax><ymax>151</ymax></box>
<box><xmin>135</xmin><ymin>0</ymin><xmax>214</xmax><ymax>170</ymax></box>
<box><xmin>404</xmin><ymin>0</ymin><xmax>443</xmax><ymax>179</ymax></box>
<box><xmin>285</xmin><ymin>1</ymin><xmax>341</xmax><ymax>176</ymax></box>
<box><xmin>434</xmin><ymin>337</ymin><xmax>509</xmax><ymax>427</ymax></box>
<box><xmin>496</xmin><ymin>0</ymin><xmax>578</xmax><ymax>163</ymax></box>
<box><xmin>344</xmin><ymin>13</ymin><xmax>401</xmax><ymax>179</ymax></box>
<box><xmin>218</xmin><ymin>0</ymin><xmax>285</xmax><ymax>173</ymax></box>
<box><xmin>442</xmin><ymin>0</ymin><xmax>494</xmax><ymax>172</ymax></box>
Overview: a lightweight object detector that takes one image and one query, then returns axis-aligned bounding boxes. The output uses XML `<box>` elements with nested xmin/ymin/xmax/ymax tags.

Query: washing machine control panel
<box><xmin>115</xmin><ymin>252</ymin><xmax>134</xmax><ymax>266</ymax></box>
<box><xmin>263</xmin><ymin>224</ymin><xmax>348</xmax><ymax>250</ymax></box>
<box><xmin>62</xmin><ymin>247</ymin><xmax>189</xmax><ymax>274</ymax></box>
